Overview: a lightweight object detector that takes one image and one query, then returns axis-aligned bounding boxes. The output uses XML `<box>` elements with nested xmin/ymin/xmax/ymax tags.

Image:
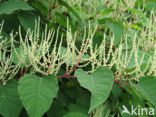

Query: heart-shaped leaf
<box><xmin>75</xmin><ymin>66</ymin><xmax>114</xmax><ymax>113</ymax></box>
<box><xmin>18</xmin><ymin>74</ymin><xmax>59</xmax><ymax>117</ymax></box>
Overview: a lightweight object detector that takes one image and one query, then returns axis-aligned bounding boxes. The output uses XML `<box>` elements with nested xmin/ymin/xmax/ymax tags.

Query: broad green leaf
<box><xmin>98</xmin><ymin>19</ymin><xmax>125</xmax><ymax>45</ymax></box>
<box><xmin>106</xmin><ymin>20</ymin><xmax>125</xmax><ymax>46</ymax></box>
<box><xmin>18</xmin><ymin>74</ymin><xmax>59</xmax><ymax>117</ymax></box>
<box><xmin>131</xmin><ymin>76</ymin><xmax>156</xmax><ymax>107</ymax></box>
<box><xmin>75</xmin><ymin>66</ymin><xmax>114</xmax><ymax>113</ymax></box>
<box><xmin>0</xmin><ymin>0</ymin><xmax>34</xmax><ymax>15</ymax></box>
<box><xmin>17</xmin><ymin>11</ymin><xmax>38</xmax><ymax>31</ymax></box>
<box><xmin>122</xmin><ymin>84</ymin><xmax>145</xmax><ymax>106</ymax></box>
<box><xmin>0</xmin><ymin>80</ymin><xmax>22</xmax><ymax>117</ymax></box>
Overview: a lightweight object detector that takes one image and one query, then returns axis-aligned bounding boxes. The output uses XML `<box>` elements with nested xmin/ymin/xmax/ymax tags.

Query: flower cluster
<box><xmin>0</xmin><ymin>15</ymin><xmax>156</xmax><ymax>84</ymax></box>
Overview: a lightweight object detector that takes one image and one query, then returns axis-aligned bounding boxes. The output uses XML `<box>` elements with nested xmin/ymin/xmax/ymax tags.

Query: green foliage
<box><xmin>98</xmin><ymin>18</ymin><xmax>125</xmax><ymax>45</ymax></box>
<box><xmin>0</xmin><ymin>80</ymin><xmax>22</xmax><ymax>117</ymax></box>
<box><xmin>18</xmin><ymin>74</ymin><xmax>58</xmax><ymax>117</ymax></box>
<box><xmin>0</xmin><ymin>0</ymin><xmax>34</xmax><ymax>15</ymax></box>
<box><xmin>131</xmin><ymin>76</ymin><xmax>156</xmax><ymax>107</ymax></box>
<box><xmin>17</xmin><ymin>11</ymin><xmax>37</xmax><ymax>31</ymax></box>
<box><xmin>0</xmin><ymin>0</ymin><xmax>156</xmax><ymax>117</ymax></box>
<box><xmin>63</xmin><ymin>112</ymin><xmax>87</xmax><ymax>117</ymax></box>
<box><xmin>75</xmin><ymin>67</ymin><xmax>114</xmax><ymax>113</ymax></box>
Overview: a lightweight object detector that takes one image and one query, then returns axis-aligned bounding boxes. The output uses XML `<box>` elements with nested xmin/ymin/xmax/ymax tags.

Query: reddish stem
<box><xmin>58</xmin><ymin>75</ymin><xmax>77</xmax><ymax>78</ymax></box>
<box><xmin>17</xmin><ymin>66</ymin><xmax>29</xmax><ymax>81</ymax></box>
<box><xmin>114</xmin><ymin>80</ymin><xmax>130</xmax><ymax>86</ymax></box>
<box><xmin>72</xmin><ymin>61</ymin><xmax>80</xmax><ymax>72</ymax></box>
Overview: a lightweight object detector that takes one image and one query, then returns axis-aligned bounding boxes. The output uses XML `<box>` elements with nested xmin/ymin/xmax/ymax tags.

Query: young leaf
<box><xmin>75</xmin><ymin>66</ymin><xmax>114</xmax><ymax>113</ymax></box>
<box><xmin>0</xmin><ymin>80</ymin><xmax>22</xmax><ymax>117</ymax></box>
<box><xmin>18</xmin><ymin>74</ymin><xmax>59</xmax><ymax>117</ymax></box>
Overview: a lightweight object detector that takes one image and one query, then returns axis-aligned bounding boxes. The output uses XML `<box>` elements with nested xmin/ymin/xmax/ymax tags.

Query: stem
<box><xmin>114</xmin><ymin>80</ymin><xmax>130</xmax><ymax>86</ymax></box>
<box><xmin>17</xmin><ymin>66</ymin><xmax>29</xmax><ymax>81</ymax></box>
<box><xmin>57</xmin><ymin>75</ymin><xmax>130</xmax><ymax>86</ymax></box>
<box><xmin>58</xmin><ymin>75</ymin><xmax>77</xmax><ymax>78</ymax></box>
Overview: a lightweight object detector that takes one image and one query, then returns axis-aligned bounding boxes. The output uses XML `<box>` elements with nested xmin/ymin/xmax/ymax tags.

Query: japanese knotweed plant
<box><xmin>0</xmin><ymin>18</ymin><xmax>155</xmax><ymax>85</ymax></box>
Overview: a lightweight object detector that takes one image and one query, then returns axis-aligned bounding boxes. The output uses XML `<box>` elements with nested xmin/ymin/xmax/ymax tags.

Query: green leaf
<box><xmin>58</xmin><ymin>0</ymin><xmax>82</xmax><ymax>24</ymax></box>
<box><xmin>0</xmin><ymin>80</ymin><xmax>22</xmax><ymax>117</ymax></box>
<box><xmin>18</xmin><ymin>74</ymin><xmax>59</xmax><ymax>117</ymax></box>
<box><xmin>131</xmin><ymin>76</ymin><xmax>156</xmax><ymax>107</ymax></box>
<box><xmin>67</xmin><ymin>104</ymin><xmax>89</xmax><ymax>117</ymax></box>
<box><xmin>111</xmin><ymin>84</ymin><xmax>122</xmax><ymax>100</ymax></box>
<box><xmin>75</xmin><ymin>66</ymin><xmax>114</xmax><ymax>113</ymax></box>
<box><xmin>106</xmin><ymin>20</ymin><xmax>125</xmax><ymax>46</ymax></box>
<box><xmin>0</xmin><ymin>14</ymin><xmax>21</xmax><ymax>32</ymax></box>
<box><xmin>98</xmin><ymin>19</ymin><xmax>125</xmax><ymax>45</ymax></box>
<box><xmin>0</xmin><ymin>0</ymin><xmax>34</xmax><ymax>15</ymax></box>
<box><xmin>47</xmin><ymin>100</ymin><xmax>66</xmax><ymax>117</ymax></box>
<box><xmin>32</xmin><ymin>0</ymin><xmax>48</xmax><ymax>15</ymax></box>
<box><xmin>17</xmin><ymin>11</ymin><xmax>38</xmax><ymax>31</ymax></box>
